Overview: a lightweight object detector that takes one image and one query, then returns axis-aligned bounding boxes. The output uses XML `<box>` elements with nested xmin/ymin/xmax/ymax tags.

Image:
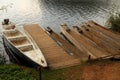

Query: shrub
<box><xmin>108</xmin><ymin>12</ymin><xmax>120</xmax><ymax>32</ymax></box>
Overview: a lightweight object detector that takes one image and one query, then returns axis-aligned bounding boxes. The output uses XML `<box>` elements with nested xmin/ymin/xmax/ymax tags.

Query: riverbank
<box><xmin>0</xmin><ymin>60</ymin><xmax>120</xmax><ymax>80</ymax></box>
<box><xmin>0</xmin><ymin>64</ymin><xmax>39</xmax><ymax>80</ymax></box>
<box><xmin>43</xmin><ymin>60</ymin><xmax>120</xmax><ymax>80</ymax></box>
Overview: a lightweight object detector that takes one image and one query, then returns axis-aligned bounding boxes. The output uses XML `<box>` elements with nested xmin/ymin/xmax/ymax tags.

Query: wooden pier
<box><xmin>80</xmin><ymin>24</ymin><xmax>120</xmax><ymax>55</ymax></box>
<box><xmin>86</xmin><ymin>21</ymin><xmax>120</xmax><ymax>43</ymax></box>
<box><xmin>61</xmin><ymin>25</ymin><xmax>106</xmax><ymax>58</ymax></box>
<box><xmin>23</xmin><ymin>21</ymin><xmax>120</xmax><ymax>69</ymax></box>
<box><xmin>24</xmin><ymin>24</ymin><xmax>83</xmax><ymax>69</ymax></box>
<box><xmin>45</xmin><ymin>27</ymin><xmax>88</xmax><ymax>60</ymax></box>
<box><xmin>61</xmin><ymin>21</ymin><xmax>120</xmax><ymax>59</ymax></box>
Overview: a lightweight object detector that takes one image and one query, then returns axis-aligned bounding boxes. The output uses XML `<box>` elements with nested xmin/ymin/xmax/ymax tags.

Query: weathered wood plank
<box><xmin>80</xmin><ymin>25</ymin><xmax>120</xmax><ymax>55</ymax></box>
<box><xmin>45</xmin><ymin>27</ymin><xmax>88</xmax><ymax>60</ymax></box>
<box><xmin>61</xmin><ymin>24</ymin><xmax>106</xmax><ymax>58</ymax></box>
<box><xmin>73</xmin><ymin>26</ymin><xmax>111</xmax><ymax>55</ymax></box>
<box><xmin>87</xmin><ymin>21</ymin><xmax>120</xmax><ymax>42</ymax></box>
<box><xmin>83</xmin><ymin>23</ymin><xmax>120</xmax><ymax>48</ymax></box>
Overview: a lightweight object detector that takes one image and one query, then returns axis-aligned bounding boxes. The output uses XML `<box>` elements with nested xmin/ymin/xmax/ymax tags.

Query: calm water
<box><xmin>0</xmin><ymin>0</ymin><xmax>119</xmax><ymax>61</ymax></box>
<box><xmin>0</xmin><ymin>0</ymin><xmax>119</xmax><ymax>31</ymax></box>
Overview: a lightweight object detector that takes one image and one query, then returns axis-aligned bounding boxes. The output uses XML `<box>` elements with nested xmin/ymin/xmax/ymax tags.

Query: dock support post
<box><xmin>38</xmin><ymin>66</ymin><xmax>42</xmax><ymax>80</ymax></box>
<box><xmin>88</xmin><ymin>55</ymin><xmax>91</xmax><ymax>61</ymax></box>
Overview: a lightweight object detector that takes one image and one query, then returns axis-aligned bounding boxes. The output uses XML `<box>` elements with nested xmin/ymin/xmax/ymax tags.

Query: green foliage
<box><xmin>108</xmin><ymin>12</ymin><xmax>120</xmax><ymax>32</ymax></box>
<box><xmin>0</xmin><ymin>64</ymin><xmax>39</xmax><ymax>80</ymax></box>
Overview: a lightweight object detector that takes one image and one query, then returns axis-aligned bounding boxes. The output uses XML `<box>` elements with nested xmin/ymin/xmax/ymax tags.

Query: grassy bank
<box><xmin>0</xmin><ymin>64</ymin><xmax>39</xmax><ymax>80</ymax></box>
<box><xmin>42</xmin><ymin>65</ymin><xmax>82</xmax><ymax>80</ymax></box>
<box><xmin>0</xmin><ymin>64</ymin><xmax>82</xmax><ymax>80</ymax></box>
<box><xmin>0</xmin><ymin>60</ymin><xmax>120</xmax><ymax>80</ymax></box>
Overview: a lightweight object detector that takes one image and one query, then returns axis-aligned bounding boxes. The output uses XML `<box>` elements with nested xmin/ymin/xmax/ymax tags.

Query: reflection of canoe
<box><xmin>2</xmin><ymin>22</ymin><xmax>47</xmax><ymax>68</ymax></box>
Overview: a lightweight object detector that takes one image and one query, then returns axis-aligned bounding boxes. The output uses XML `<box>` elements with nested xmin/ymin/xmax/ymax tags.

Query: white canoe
<box><xmin>2</xmin><ymin>22</ymin><xmax>47</xmax><ymax>68</ymax></box>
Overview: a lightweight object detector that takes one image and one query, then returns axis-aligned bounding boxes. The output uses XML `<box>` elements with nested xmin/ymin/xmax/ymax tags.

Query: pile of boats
<box><xmin>1</xmin><ymin>19</ymin><xmax>47</xmax><ymax>68</ymax></box>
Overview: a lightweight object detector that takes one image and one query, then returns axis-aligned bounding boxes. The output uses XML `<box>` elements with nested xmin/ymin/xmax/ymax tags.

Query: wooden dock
<box><xmin>45</xmin><ymin>27</ymin><xmax>88</xmax><ymax>60</ymax></box>
<box><xmin>80</xmin><ymin>24</ymin><xmax>120</xmax><ymax>55</ymax></box>
<box><xmin>60</xmin><ymin>21</ymin><xmax>120</xmax><ymax>59</ymax></box>
<box><xmin>22</xmin><ymin>21</ymin><xmax>120</xmax><ymax>69</ymax></box>
<box><xmin>87</xmin><ymin>21</ymin><xmax>120</xmax><ymax>43</ymax></box>
<box><xmin>61</xmin><ymin>25</ymin><xmax>106</xmax><ymax>58</ymax></box>
<box><xmin>24</xmin><ymin>24</ymin><xmax>83</xmax><ymax>69</ymax></box>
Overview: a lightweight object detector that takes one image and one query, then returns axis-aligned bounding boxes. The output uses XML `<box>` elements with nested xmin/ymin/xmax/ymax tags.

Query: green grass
<box><xmin>0</xmin><ymin>64</ymin><xmax>82</xmax><ymax>80</ymax></box>
<box><xmin>0</xmin><ymin>64</ymin><xmax>39</xmax><ymax>80</ymax></box>
<box><xmin>42</xmin><ymin>65</ymin><xmax>82</xmax><ymax>80</ymax></box>
<box><xmin>0</xmin><ymin>64</ymin><xmax>70</xmax><ymax>80</ymax></box>
<box><xmin>42</xmin><ymin>69</ymin><xmax>66</xmax><ymax>80</ymax></box>
<box><xmin>0</xmin><ymin>59</ymin><xmax>118</xmax><ymax>80</ymax></box>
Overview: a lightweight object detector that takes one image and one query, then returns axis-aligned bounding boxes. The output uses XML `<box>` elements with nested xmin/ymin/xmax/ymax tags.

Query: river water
<box><xmin>0</xmin><ymin>0</ymin><xmax>119</xmax><ymax>31</ymax></box>
<box><xmin>0</xmin><ymin>0</ymin><xmax>119</xmax><ymax>62</ymax></box>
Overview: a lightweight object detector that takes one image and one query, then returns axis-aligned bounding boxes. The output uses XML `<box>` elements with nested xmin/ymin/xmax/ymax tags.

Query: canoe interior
<box><xmin>3</xmin><ymin>29</ymin><xmax>34</xmax><ymax>52</ymax></box>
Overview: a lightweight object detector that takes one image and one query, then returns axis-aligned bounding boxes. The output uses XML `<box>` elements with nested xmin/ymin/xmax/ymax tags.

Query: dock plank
<box><xmin>83</xmin><ymin>24</ymin><xmax>120</xmax><ymax>48</ymax></box>
<box><xmin>72</xmin><ymin>26</ymin><xmax>111</xmax><ymax>55</ymax></box>
<box><xmin>61</xmin><ymin>25</ymin><xmax>107</xmax><ymax>58</ymax></box>
<box><xmin>80</xmin><ymin>25</ymin><xmax>120</xmax><ymax>55</ymax></box>
<box><xmin>45</xmin><ymin>27</ymin><xmax>88</xmax><ymax>60</ymax></box>
<box><xmin>87</xmin><ymin>21</ymin><xmax>120</xmax><ymax>43</ymax></box>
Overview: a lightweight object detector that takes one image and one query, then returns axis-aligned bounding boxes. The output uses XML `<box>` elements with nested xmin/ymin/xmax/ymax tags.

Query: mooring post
<box><xmin>88</xmin><ymin>55</ymin><xmax>91</xmax><ymax>61</ymax></box>
<box><xmin>38</xmin><ymin>66</ymin><xmax>42</xmax><ymax>80</ymax></box>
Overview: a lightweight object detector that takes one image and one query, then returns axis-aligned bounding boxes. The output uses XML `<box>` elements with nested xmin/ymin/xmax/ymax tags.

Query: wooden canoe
<box><xmin>1</xmin><ymin>21</ymin><xmax>47</xmax><ymax>68</ymax></box>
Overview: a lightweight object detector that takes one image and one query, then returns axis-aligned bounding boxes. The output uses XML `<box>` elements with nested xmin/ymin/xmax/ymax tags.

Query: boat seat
<box><xmin>7</xmin><ymin>35</ymin><xmax>31</xmax><ymax>46</ymax></box>
<box><xmin>16</xmin><ymin>44</ymin><xmax>33</xmax><ymax>52</ymax></box>
<box><xmin>3</xmin><ymin>29</ymin><xmax>23</xmax><ymax>37</ymax></box>
<box><xmin>3</xmin><ymin>29</ymin><xmax>16</xmax><ymax>32</ymax></box>
<box><xmin>7</xmin><ymin>35</ymin><xmax>26</xmax><ymax>41</ymax></box>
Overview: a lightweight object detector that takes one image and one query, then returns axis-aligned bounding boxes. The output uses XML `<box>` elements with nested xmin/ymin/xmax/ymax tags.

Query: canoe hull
<box><xmin>3</xmin><ymin>35</ymin><xmax>41</xmax><ymax>68</ymax></box>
